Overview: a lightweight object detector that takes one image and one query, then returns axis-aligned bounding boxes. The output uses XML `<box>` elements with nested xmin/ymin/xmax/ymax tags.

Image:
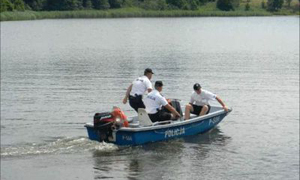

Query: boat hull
<box><xmin>85</xmin><ymin>107</ymin><xmax>230</xmax><ymax>146</ymax></box>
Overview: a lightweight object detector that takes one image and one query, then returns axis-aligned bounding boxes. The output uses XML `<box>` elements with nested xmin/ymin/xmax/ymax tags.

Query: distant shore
<box><xmin>1</xmin><ymin>7</ymin><xmax>299</xmax><ymax>22</ymax></box>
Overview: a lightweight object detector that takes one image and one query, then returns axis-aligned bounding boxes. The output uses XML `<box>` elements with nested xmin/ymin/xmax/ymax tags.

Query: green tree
<box><xmin>285</xmin><ymin>0</ymin><xmax>292</xmax><ymax>7</ymax></box>
<box><xmin>45</xmin><ymin>0</ymin><xmax>82</xmax><ymax>10</ymax></box>
<box><xmin>157</xmin><ymin>0</ymin><xmax>167</xmax><ymax>9</ymax></box>
<box><xmin>93</xmin><ymin>0</ymin><xmax>110</xmax><ymax>9</ymax></box>
<box><xmin>85</xmin><ymin>0</ymin><xmax>93</xmax><ymax>8</ymax></box>
<box><xmin>32</xmin><ymin>0</ymin><xmax>45</xmax><ymax>10</ymax></box>
<box><xmin>142</xmin><ymin>0</ymin><xmax>167</xmax><ymax>10</ymax></box>
<box><xmin>267</xmin><ymin>0</ymin><xmax>284</xmax><ymax>11</ymax></box>
<box><xmin>123</xmin><ymin>0</ymin><xmax>135</xmax><ymax>7</ymax></box>
<box><xmin>12</xmin><ymin>0</ymin><xmax>26</xmax><ymax>11</ymax></box>
<box><xmin>108</xmin><ymin>0</ymin><xmax>122</xmax><ymax>8</ymax></box>
<box><xmin>261</xmin><ymin>0</ymin><xmax>266</xmax><ymax>8</ymax></box>
<box><xmin>245</xmin><ymin>2</ymin><xmax>250</xmax><ymax>10</ymax></box>
<box><xmin>197</xmin><ymin>0</ymin><xmax>208</xmax><ymax>5</ymax></box>
<box><xmin>62</xmin><ymin>0</ymin><xmax>82</xmax><ymax>10</ymax></box>
<box><xmin>24</xmin><ymin>0</ymin><xmax>46</xmax><ymax>11</ymax></box>
<box><xmin>82</xmin><ymin>0</ymin><xmax>93</xmax><ymax>9</ymax></box>
<box><xmin>182</xmin><ymin>2</ymin><xmax>189</xmax><ymax>9</ymax></box>
<box><xmin>190</xmin><ymin>0</ymin><xmax>198</xmax><ymax>10</ymax></box>
<box><xmin>166</xmin><ymin>0</ymin><xmax>187</xmax><ymax>9</ymax></box>
<box><xmin>1</xmin><ymin>0</ymin><xmax>14</xmax><ymax>12</ymax></box>
<box><xmin>232</xmin><ymin>0</ymin><xmax>239</xmax><ymax>8</ymax></box>
<box><xmin>216</xmin><ymin>0</ymin><xmax>234</xmax><ymax>10</ymax></box>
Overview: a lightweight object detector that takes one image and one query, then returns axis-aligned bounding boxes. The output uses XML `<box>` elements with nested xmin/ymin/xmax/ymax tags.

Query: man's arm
<box><xmin>145</xmin><ymin>78</ymin><xmax>152</xmax><ymax>93</ymax></box>
<box><xmin>123</xmin><ymin>84</ymin><xmax>133</xmax><ymax>104</ymax></box>
<box><xmin>164</xmin><ymin>104</ymin><xmax>181</xmax><ymax>119</ymax></box>
<box><xmin>216</xmin><ymin>96</ymin><xmax>228</xmax><ymax>112</ymax></box>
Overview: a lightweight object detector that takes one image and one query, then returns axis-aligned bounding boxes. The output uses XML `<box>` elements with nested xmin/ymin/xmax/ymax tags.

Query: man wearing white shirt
<box><xmin>143</xmin><ymin>81</ymin><xmax>181</xmax><ymax>123</ymax></box>
<box><xmin>184</xmin><ymin>83</ymin><xmax>228</xmax><ymax>120</ymax></box>
<box><xmin>123</xmin><ymin>68</ymin><xmax>154</xmax><ymax>112</ymax></box>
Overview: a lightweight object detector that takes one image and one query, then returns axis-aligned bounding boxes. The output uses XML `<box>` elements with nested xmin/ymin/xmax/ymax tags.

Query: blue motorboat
<box><xmin>85</xmin><ymin>105</ymin><xmax>232</xmax><ymax>146</ymax></box>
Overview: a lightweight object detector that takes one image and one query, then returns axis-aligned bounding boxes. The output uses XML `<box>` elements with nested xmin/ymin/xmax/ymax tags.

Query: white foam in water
<box><xmin>94</xmin><ymin>141</ymin><xmax>119</xmax><ymax>152</ymax></box>
<box><xmin>0</xmin><ymin>137</ymin><xmax>118</xmax><ymax>157</ymax></box>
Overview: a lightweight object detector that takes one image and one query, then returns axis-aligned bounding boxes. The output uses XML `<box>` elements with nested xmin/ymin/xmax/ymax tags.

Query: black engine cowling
<box><xmin>93</xmin><ymin>112</ymin><xmax>114</xmax><ymax>129</ymax></box>
<box><xmin>93</xmin><ymin>112</ymin><xmax>114</xmax><ymax>141</ymax></box>
<box><xmin>162</xmin><ymin>99</ymin><xmax>183</xmax><ymax>117</ymax></box>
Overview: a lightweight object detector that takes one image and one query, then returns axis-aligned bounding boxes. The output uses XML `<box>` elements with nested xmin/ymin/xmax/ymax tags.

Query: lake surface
<box><xmin>1</xmin><ymin>17</ymin><xmax>299</xmax><ymax>180</ymax></box>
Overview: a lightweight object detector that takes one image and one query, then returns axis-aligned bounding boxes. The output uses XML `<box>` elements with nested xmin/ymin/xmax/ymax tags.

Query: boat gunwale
<box><xmin>85</xmin><ymin>106</ymin><xmax>231</xmax><ymax>132</ymax></box>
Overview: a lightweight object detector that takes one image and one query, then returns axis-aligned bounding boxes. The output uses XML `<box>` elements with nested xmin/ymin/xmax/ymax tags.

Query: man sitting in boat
<box><xmin>184</xmin><ymin>83</ymin><xmax>229</xmax><ymax>120</ymax></box>
<box><xmin>143</xmin><ymin>81</ymin><xmax>181</xmax><ymax>123</ymax></box>
<box><xmin>123</xmin><ymin>68</ymin><xmax>154</xmax><ymax>112</ymax></box>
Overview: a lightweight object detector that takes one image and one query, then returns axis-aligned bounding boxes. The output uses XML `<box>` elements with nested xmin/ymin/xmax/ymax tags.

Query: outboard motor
<box><xmin>93</xmin><ymin>107</ymin><xmax>129</xmax><ymax>142</ymax></box>
<box><xmin>169</xmin><ymin>99</ymin><xmax>183</xmax><ymax>117</ymax></box>
<box><xmin>162</xmin><ymin>99</ymin><xmax>183</xmax><ymax>118</ymax></box>
<box><xmin>93</xmin><ymin>112</ymin><xmax>114</xmax><ymax>141</ymax></box>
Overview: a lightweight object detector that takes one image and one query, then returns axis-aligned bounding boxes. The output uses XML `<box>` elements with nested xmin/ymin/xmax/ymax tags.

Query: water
<box><xmin>1</xmin><ymin>17</ymin><xmax>299</xmax><ymax>180</ymax></box>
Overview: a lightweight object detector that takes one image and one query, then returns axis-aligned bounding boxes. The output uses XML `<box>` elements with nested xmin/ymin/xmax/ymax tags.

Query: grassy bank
<box><xmin>1</xmin><ymin>2</ymin><xmax>299</xmax><ymax>21</ymax></box>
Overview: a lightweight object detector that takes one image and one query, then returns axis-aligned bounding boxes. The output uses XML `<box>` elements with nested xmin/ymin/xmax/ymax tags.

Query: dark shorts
<box><xmin>191</xmin><ymin>104</ymin><xmax>211</xmax><ymax>115</ymax></box>
<box><xmin>129</xmin><ymin>95</ymin><xmax>145</xmax><ymax>112</ymax></box>
<box><xmin>148</xmin><ymin>110</ymin><xmax>172</xmax><ymax>123</ymax></box>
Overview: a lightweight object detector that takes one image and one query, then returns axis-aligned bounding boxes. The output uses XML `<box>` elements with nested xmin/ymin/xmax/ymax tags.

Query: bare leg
<box><xmin>199</xmin><ymin>105</ymin><xmax>209</xmax><ymax>116</ymax></box>
<box><xmin>185</xmin><ymin>104</ymin><xmax>193</xmax><ymax>120</ymax></box>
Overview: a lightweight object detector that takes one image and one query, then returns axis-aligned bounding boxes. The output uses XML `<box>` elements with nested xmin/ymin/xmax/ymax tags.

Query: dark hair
<box><xmin>144</xmin><ymin>68</ymin><xmax>154</xmax><ymax>75</ymax></box>
<box><xmin>193</xmin><ymin>83</ymin><xmax>201</xmax><ymax>90</ymax></box>
<box><xmin>155</xmin><ymin>81</ymin><xmax>163</xmax><ymax>88</ymax></box>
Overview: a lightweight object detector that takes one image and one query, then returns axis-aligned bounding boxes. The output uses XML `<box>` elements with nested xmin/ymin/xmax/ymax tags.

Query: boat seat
<box><xmin>129</xmin><ymin>123</ymin><xmax>140</xmax><ymax>128</ymax></box>
<box><xmin>189</xmin><ymin>114</ymin><xmax>198</xmax><ymax>119</ymax></box>
<box><xmin>138</xmin><ymin>108</ymin><xmax>153</xmax><ymax>126</ymax></box>
<box><xmin>128</xmin><ymin>116</ymin><xmax>140</xmax><ymax>128</ymax></box>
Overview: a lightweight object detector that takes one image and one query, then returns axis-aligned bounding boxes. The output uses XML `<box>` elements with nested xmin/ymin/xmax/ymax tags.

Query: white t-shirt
<box><xmin>130</xmin><ymin>76</ymin><xmax>152</xmax><ymax>96</ymax></box>
<box><xmin>143</xmin><ymin>90</ymin><xmax>168</xmax><ymax>114</ymax></box>
<box><xmin>189</xmin><ymin>89</ymin><xmax>217</xmax><ymax>106</ymax></box>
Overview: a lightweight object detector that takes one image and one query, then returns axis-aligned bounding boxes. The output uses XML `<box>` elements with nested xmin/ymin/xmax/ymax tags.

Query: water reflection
<box><xmin>92</xmin><ymin>127</ymin><xmax>230</xmax><ymax>180</ymax></box>
<box><xmin>183</xmin><ymin>127</ymin><xmax>231</xmax><ymax>145</ymax></box>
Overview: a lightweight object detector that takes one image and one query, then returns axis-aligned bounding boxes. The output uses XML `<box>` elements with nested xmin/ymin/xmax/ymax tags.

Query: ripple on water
<box><xmin>0</xmin><ymin>137</ymin><xmax>119</xmax><ymax>158</ymax></box>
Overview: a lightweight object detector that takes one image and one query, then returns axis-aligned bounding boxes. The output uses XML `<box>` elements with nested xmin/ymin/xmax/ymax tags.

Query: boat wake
<box><xmin>1</xmin><ymin>137</ymin><xmax>118</xmax><ymax>158</ymax></box>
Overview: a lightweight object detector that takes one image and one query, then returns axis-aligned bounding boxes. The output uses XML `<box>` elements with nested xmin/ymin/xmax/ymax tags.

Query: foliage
<box><xmin>142</xmin><ymin>0</ymin><xmax>167</xmax><ymax>10</ymax></box>
<box><xmin>45</xmin><ymin>0</ymin><xmax>83</xmax><ymax>10</ymax></box>
<box><xmin>13</xmin><ymin>0</ymin><xmax>26</xmax><ymax>11</ymax></box>
<box><xmin>1</xmin><ymin>0</ymin><xmax>14</xmax><ymax>12</ymax></box>
<box><xmin>8</xmin><ymin>6</ymin><xmax>299</xmax><ymax>21</ymax></box>
<box><xmin>108</xmin><ymin>0</ymin><xmax>122</xmax><ymax>8</ymax></box>
<box><xmin>166</xmin><ymin>0</ymin><xmax>187</xmax><ymax>9</ymax></box>
<box><xmin>285</xmin><ymin>0</ymin><xmax>292</xmax><ymax>7</ymax></box>
<box><xmin>197</xmin><ymin>0</ymin><xmax>207</xmax><ymax>5</ymax></box>
<box><xmin>93</xmin><ymin>0</ymin><xmax>110</xmax><ymax>9</ymax></box>
<box><xmin>261</xmin><ymin>0</ymin><xmax>266</xmax><ymax>8</ymax></box>
<box><xmin>216</xmin><ymin>0</ymin><xmax>234</xmax><ymax>10</ymax></box>
<box><xmin>165</xmin><ymin>0</ymin><xmax>201</xmax><ymax>10</ymax></box>
<box><xmin>267</xmin><ymin>0</ymin><xmax>283</xmax><ymax>11</ymax></box>
<box><xmin>122</xmin><ymin>0</ymin><xmax>135</xmax><ymax>7</ymax></box>
<box><xmin>24</xmin><ymin>0</ymin><xmax>45</xmax><ymax>10</ymax></box>
<box><xmin>245</xmin><ymin>2</ymin><xmax>250</xmax><ymax>10</ymax></box>
<box><xmin>291</xmin><ymin>3</ymin><xmax>299</xmax><ymax>13</ymax></box>
<box><xmin>83</xmin><ymin>0</ymin><xmax>93</xmax><ymax>9</ymax></box>
<box><xmin>190</xmin><ymin>0</ymin><xmax>198</xmax><ymax>10</ymax></box>
<box><xmin>62</xmin><ymin>0</ymin><xmax>83</xmax><ymax>10</ymax></box>
<box><xmin>0</xmin><ymin>0</ymin><xmax>298</xmax><ymax>15</ymax></box>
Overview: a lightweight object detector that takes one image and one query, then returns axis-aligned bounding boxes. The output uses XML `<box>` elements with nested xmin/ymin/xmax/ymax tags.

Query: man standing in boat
<box><xmin>123</xmin><ymin>68</ymin><xmax>154</xmax><ymax>112</ymax></box>
<box><xmin>184</xmin><ymin>83</ymin><xmax>229</xmax><ymax>120</ymax></box>
<box><xmin>143</xmin><ymin>81</ymin><xmax>181</xmax><ymax>122</ymax></box>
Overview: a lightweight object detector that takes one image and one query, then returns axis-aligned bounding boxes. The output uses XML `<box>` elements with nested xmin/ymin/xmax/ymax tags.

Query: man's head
<box><xmin>144</xmin><ymin>68</ymin><xmax>154</xmax><ymax>79</ymax></box>
<box><xmin>193</xmin><ymin>83</ymin><xmax>201</xmax><ymax>94</ymax></box>
<box><xmin>155</xmin><ymin>81</ymin><xmax>163</xmax><ymax>92</ymax></box>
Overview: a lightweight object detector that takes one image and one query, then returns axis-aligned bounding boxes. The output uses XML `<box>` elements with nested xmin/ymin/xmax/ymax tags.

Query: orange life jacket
<box><xmin>111</xmin><ymin>107</ymin><xmax>129</xmax><ymax>127</ymax></box>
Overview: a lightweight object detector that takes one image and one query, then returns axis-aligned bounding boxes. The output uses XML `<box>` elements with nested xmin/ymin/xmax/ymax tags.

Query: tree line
<box><xmin>0</xmin><ymin>0</ymin><xmax>294</xmax><ymax>13</ymax></box>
